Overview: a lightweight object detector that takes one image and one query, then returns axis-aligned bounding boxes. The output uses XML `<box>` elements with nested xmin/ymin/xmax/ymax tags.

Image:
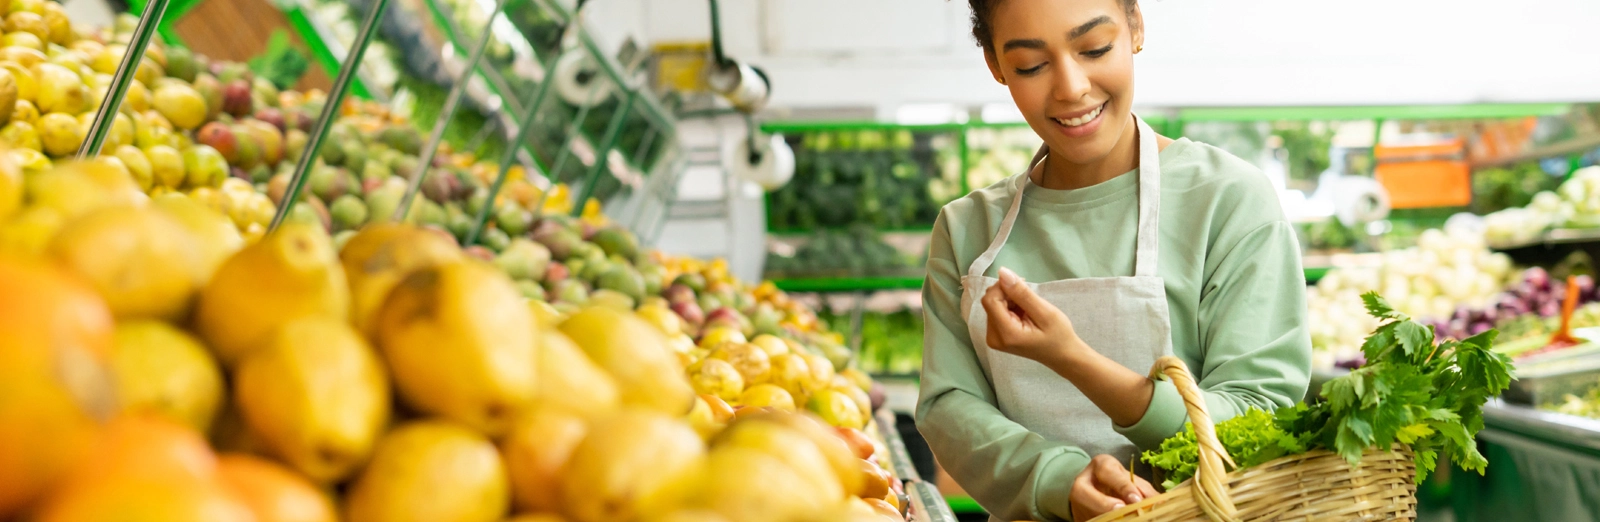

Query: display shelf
<box><xmin>771</xmin><ymin>276</ymin><xmax>924</xmax><ymax>293</ymax></box>
<box><xmin>1473</xmin><ymin>133</ymin><xmax>1600</xmax><ymax>170</ymax></box>
<box><xmin>908</xmin><ymin>481</ymin><xmax>959</xmax><ymax>522</ymax></box>
<box><xmin>945</xmin><ymin>495</ymin><xmax>985</xmax><ymax>516</ymax></box>
<box><xmin>1176</xmin><ymin>103</ymin><xmax>1571</xmax><ymax>123</ymax></box>
<box><xmin>1490</xmin><ymin>227</ymin><xmax>1600</xmax><ymax>267</ymax></box>
<box><xmin>278</xmin><ymin>0</ymin><xmax>389</xmax><ymax>101</ymax></box>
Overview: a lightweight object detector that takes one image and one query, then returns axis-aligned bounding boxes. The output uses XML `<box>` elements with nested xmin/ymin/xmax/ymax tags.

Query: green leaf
<box><xmin>1361</xmin><ymin>291</ymin><xmax>1406</xmax><ymax>320</ymax></box>
<box><xmin>1395</xmin><ymin>321</ymin><xmax>1434</xmax><ymax>360</ymax></box>
<box><xmin>1360</xmin><ymin>322</ymin><xmax>1398</xmax><ymax>362</ymax></box>
<box><xmin>1414</xmin><ymin>449</ymin><xmax>1440</xmax><ymax>482</ymax></box>
<box><xmin>1395</xmin><ymin>423</ymin><xmax>1435</xmax><ymax>444</ymax></box>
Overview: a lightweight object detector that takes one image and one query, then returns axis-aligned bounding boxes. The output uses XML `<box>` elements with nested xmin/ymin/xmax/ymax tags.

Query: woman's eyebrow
<box><xmin>1069</xmin><ymin>15</ymin><xmax>1113</xmax><ymax>39</ymax></box>
<box><xmin>1002</xmin><ymin>38</ymin><xmax>1047</xmax><ymax>52</ymax></box>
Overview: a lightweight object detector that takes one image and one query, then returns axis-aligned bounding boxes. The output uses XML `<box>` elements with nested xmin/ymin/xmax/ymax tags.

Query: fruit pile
<box><xmin>0</xmin><ymin>152</ymin><xmax>908</xmax><ymax>521</ymax></box>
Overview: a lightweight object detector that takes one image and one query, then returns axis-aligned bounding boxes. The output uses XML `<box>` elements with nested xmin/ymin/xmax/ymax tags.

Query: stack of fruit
<box><xmin>0</xmin><ymin>5</ymin><xmax>565</xmax><ymax>254</ymax></box>
<box><xmin>0</xmin><ymin>154</ymin><xmax>908</xmax><ymax>521</ymax></box>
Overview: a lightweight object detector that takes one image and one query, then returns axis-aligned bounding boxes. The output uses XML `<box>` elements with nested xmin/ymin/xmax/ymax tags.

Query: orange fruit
<box><xmin>0</xmin><ymin>256</ymin><xmax>115</xmax><ymax>517</ymax></box>
<box><xmin>216</xmin><ymin>453</ymin><xmax>337</xmax><ymax>522</ymax></box>
<box><xmin>67</xmin><ymin>415</ymin><xmax>217</xmax><ymax>485</ymax></box>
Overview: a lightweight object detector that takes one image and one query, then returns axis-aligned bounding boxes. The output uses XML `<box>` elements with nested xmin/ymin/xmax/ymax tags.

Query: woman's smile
<box><xmin>1051</xmin><ymin>102</ymin><xmax>1108</xmax><ymax>137</ymax></box>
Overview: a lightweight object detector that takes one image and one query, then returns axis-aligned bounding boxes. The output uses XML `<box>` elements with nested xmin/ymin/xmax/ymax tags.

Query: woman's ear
<box><xmin>984</xmin><ymin>50</ymin><xmax>1006</xmax><ymax>85</ymax></box>
<box><xmin>1128</xmin><ymin>3</ymin><xmax>1146</xmax><ymax>52</ymax></box>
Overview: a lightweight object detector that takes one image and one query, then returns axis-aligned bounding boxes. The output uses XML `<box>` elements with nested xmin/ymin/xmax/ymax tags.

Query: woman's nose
<box><xmin>1052</xmin><ymin>56</ymin><xmax>1091</xmax><ymax>102</ymax></box>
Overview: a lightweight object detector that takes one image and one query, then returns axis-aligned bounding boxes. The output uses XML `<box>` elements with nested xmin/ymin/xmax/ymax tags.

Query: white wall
<box><xmin>583</xmin><ymin>0</ymin><xmax>1600</xmax><ymax>113</ymax></box>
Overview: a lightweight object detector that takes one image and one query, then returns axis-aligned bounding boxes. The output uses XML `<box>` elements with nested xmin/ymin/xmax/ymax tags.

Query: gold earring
<box><xmin>997</xmin><ymin>77</ymin><xmax>1007</xmax><ymax>85</ymax></box>
<box><xmin>1135</xmin><ymin>45</ymin><xmax>1144</xmax><ymax>54</ymax></box>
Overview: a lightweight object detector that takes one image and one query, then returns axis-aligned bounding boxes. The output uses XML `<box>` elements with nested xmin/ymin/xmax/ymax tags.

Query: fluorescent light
<box><xmin>981</xmin><ymin>103</ymin><xmax>1026</xmax><ymax>123</ymax></box>
<box><xmin>895</xmin><ymin>103</ymin><xmax>960</xmax><ymax>125</ymax></box>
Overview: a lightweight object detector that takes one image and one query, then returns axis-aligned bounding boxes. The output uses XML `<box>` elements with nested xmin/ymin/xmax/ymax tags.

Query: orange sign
<box><xmin>1374</xmin><ymin>140</ymin><xmax>1472</xmax><ymax>208</ymax></box>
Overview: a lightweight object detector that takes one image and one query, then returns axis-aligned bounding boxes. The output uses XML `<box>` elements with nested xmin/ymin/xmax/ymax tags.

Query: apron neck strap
<box><xmin>965</xmin><ymin>115</ymin><xmax>1164</xmax><ymax>280</ymax></box>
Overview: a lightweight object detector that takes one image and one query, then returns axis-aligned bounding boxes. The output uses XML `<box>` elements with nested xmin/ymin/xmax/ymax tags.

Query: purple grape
<box><xmin>1470</xmin><ymin>322</ymin><xmax>1492</xmax><ymax>335</ymax></box>
<box><xmin>1516</xmin><ymin>281</ymin><xmax>1539</xmax><ymax>299</ymax></box>
<box><xmin>1453</xmin><ymin>306</ymin><xmax>1473</xmax><ymax>322</ymax></box>
<box><xmin>1336</xmin><ymin>356</ymin><xmax>1367</xmax><ymax>370</ymax></box>
<box><xmin>1539</xmin><ymin>300</ymin><xmax>1562</xmax><ymax>317</ymax></box>
<box><xmin>1527</xmin><ymin>267</ymin><xmax>1551</xmax><ymax>290</ymax></box>
<box><xmin>1482</xmin><ymin>308</ymin><xmax>1500</xmax><ymax>325</ymax></box>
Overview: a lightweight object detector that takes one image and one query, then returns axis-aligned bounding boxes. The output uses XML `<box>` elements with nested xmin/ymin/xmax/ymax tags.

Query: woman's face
<box><xmin>985</xmin><ymin>0</ymin><xmax>1143</xmax><ymax>165</ymax></box>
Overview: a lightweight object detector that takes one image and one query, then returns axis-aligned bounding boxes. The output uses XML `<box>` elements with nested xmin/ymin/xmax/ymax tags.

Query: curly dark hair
<box><xmin>965</xmin><ymin>0</ymin><xmax>1140</xmax><ymax>51</ymax></box>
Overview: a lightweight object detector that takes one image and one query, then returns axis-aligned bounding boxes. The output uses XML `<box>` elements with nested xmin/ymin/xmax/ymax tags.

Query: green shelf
<box><xmin>946</xmin><ymin>494</ymin><xmax>986</xmax><ymax>515</ymax></box>
<box><xmin>769</xmin><ymin>276</ymin><xmax>923</xmax><ymax>293</ymax></box>
<box><xmin>1177</xmin><ymin>103</ymin><xmax>1570</xmax><ymax>123</ymax></box>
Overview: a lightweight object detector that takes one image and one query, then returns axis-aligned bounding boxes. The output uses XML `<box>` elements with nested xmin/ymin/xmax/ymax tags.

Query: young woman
<box><xmin>915</xmin><ymin>1</ymin><xmax>1313</xmax><ymax>520</ymax></box>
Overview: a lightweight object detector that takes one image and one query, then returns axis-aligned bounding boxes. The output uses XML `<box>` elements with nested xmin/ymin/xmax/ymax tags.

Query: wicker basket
<box><xmin>1086</xmin><ymin>356</ymin><xmax>1418</xmax><ymax>522</ymax></box>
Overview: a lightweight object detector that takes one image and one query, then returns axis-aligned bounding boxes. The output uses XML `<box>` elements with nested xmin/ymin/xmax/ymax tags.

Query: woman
<box><xmin>915</xmin><ymin>1</ymin><xmax>1312</xmax><ymax>520</ymax></box>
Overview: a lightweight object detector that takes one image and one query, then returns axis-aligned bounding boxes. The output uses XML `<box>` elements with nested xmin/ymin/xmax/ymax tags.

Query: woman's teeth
<box><xmin>1054</xmin><ymin>105</ymin><xmax>1103</xmax><ymax>127</ymax></box>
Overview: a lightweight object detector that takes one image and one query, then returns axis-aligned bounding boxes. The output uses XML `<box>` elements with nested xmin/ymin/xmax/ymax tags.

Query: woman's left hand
<box><xmin>981</xmin><ymin>267</ymin><xmax>1084</xmax><ymax>365</ymax></box>
<box><xmin>1070</xmin><ymin>455</ymin><xmax>1160</xmax><ymax>520</ymax></box>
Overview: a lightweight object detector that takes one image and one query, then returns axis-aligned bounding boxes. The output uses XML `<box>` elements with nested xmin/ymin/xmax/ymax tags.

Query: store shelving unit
<box><xmin>269</xmin><ymin>0</ymin><xmax>686</xmax><ymax>239</ymax></box>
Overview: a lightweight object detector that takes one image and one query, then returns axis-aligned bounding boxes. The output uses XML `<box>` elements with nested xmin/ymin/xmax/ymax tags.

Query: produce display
<box><xmin>768</xmin><ymin>129</ymin><xmax>954</xmax><ymax>232</ymax></box>
<box><xmin>1547</xmin><ymin>383</ymin><xmax>1600</xmax><ymax>419</ymax></box>
<box><xmin>818</xmin><ymin>305</ymin><xmax>924</xmax><ymax>377</ymax></box>
<box><xmin>301</xmin><ymin>0</ymin><xmax>402</xmax><ymax>95</ymax></box>
<box><xmin>1306</xmin><ymin>227</ymin><xmax>1516</xmax><ymax>368</ymax></box>
<box><xmin>1472</xmin><ymin>161</ymin><xmax>1560</xmax><ymax>215</ymax></box>
<box><xmin>0</xmin><ymin>5</ymin><xmax>912</xmax><ymax>521</ymax></box>
<box><xmin>765</xmin><ymin>225</ymin><xmax>920</xmax><ymax>278</ymax></box>
<box><xmin>1485</xmin><ymin>165</ymin><xmax>1600</xmax><ymax>246</ymax></box>
<box><xmin>1145</xmin><ymin>293</ymin><xmax>1513</xmax><ymax>486</ymax></box>
<box><xmin>962</xmin><ymin>125</ymin><xmax>1039</xmax><ymax>191</ymax></box>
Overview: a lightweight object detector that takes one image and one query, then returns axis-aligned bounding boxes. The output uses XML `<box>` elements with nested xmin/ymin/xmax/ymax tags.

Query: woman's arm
<box><xmin>915</xmin><ymin>211</ymin><xmax>1090</xmax><ymax>522</ymax></box>
<box><xmin>980</xmin><ymin>269</ymin><xmax>1158</xmax><ymax>427</ymax></box>
<box><xmin>1113</xmin><ymin>220</ymin><xmax>1313</xmax><ymax>449</ymax></box>
<box><xmin>980</xmin><ymin>222</ymin><xmax>1312</xmax><ymax>451</ymax></box>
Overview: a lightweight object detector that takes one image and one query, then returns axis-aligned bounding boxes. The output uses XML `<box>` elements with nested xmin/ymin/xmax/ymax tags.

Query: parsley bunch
<box><xmin>1144</xmin><ymin>291</ymin><xmax>1515</xmax><ymax>487</ymax></box>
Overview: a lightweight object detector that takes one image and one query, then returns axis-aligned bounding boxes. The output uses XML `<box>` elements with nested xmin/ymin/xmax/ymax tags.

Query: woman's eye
<box><xmin>1014</xmin><ymin>64</ymin><xmax>1045</xmax><ymax>75</ymax></box>
<box><xmin>1082</xmin><ymin>45</ymin><xmax>1114</xmax><ymax>58</ymax></box>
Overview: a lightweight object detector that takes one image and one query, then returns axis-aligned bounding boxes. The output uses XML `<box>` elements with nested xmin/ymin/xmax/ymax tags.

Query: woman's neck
<box><xmin>1033</xmin><ymin>116</ymin><xmax>1141</xmax><ymax>191</ymax></box>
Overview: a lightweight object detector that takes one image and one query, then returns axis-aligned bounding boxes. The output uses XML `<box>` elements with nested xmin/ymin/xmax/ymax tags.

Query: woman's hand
<box><xmin>1070</xmin><ymin>455</ymin><xmax>1159</xmax><ymax>521</ymax></box>
<box><xmin>981</xmin><ymin>267</ymin><xmax>1084</xmax><ymax>365</ymax></box>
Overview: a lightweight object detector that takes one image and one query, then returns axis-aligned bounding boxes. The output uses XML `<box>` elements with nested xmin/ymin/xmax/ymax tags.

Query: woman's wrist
<box><xmin>1043</xmin><ymin>335</ymin><xmax>1094</xmax><ymax>376</ymax></box>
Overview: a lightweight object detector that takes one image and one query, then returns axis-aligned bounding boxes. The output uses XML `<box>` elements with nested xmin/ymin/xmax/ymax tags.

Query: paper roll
<box><xmin>725</xmin><ymin>133</ymin><xmax>795</xmax><ymax>191</ymax></box>
<box><xmin>1331</xmin><ymin>175</ymin><xmax>1391</xmax><ymax>226</ymax></box>
<box><xmin>553</xmin><ymin>51</ymin><xmax>612</xmax><ymax>108</ymax></box>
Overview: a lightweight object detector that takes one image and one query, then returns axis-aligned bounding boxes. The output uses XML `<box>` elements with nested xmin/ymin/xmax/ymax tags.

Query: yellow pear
<box><xmin>48</xmin><ymin>205</ymin><xmax>203</xmax><ymax>321</ymax></box>
<box><xmin>149</xmin><ymin>194</ymin><xmax>244</xmax><ymax>284</ymax></box>
<box><xmin>376</xmin><ymin>260</ymin><xmax>537</xmax><ymax>436</ymax></box>
<box><xmin>345</xmin><ymin>421</ymin><xmax>510</xmax><ymax>522</ymax></box>
<box><xmin>559</xmin><ymin>306</ymin><xmax>695</xmax><ymax>414</ymax></box>
<box><xmin>195</xmin><ymin>221</ymin><xmax>348</xmax><ymax>366</ymax></box>
<box><xmin>710</xmin><ymin>416</ymin><xmax>845</xmax><ymax>505</ymax></box>
<box><xmin>110</xmin><ymin>321</ymin><xmax>224</xmax><ymax>433</ymax></box>
<box><xmin>26</xmin><ymin>160</ymin><xmax>145</xmax><ymax>223</ymax></box>
<box><xmin>501</xmin><ymin>406</ymin><xmax>588</xmax><ymax>513</ymax></box>
<box><xmin>559</xmin><ymin>410</ymin><xmax>705</xmax><ymax>522</ymax></box>
<box><xmin>0</xmin><ymin>205</ymin><xmax>59</xmax><ymax>257</ymax></box>
<box><xmin>234</xmin><ymin>318</ymin><xmax>389</xmax><ymax>484</ymax></box>
<box><xmin>688</xmin><ymin>358</ymin><xmax>744</xmax><ymax>402</ymax></box>
<box><xmin>732</xmin><ymin>412</ymin><xmax>864</xmax><ymax>498</ymax></box>
<box><xmin>0</xmin><ymin>145</ymin><xmax>19</xmax><ymax>221</ymax></box>
<box><xmin>337</xmin><ymin>222</ymin><xmax>461</xmax><ymax>338</ymax></box>
<box><xmin>537</xmin><ymin>329</ymin><xmax>620</xmax><ymax>418</ymax></box>
<box><xmin>669</xmin><ymin>446</ymin><xmax>837</xmax><ymax>521</ymax></box>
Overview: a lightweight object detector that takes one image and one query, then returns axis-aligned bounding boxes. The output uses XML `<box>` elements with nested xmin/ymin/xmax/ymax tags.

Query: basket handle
<box><xmin>1150</xmin><ymin>356</ymin><xmax>1240</xmax><ymax>522</ymax></box>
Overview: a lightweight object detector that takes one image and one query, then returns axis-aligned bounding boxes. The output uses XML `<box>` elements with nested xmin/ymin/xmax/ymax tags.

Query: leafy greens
<box><xmin>1143</xmin><ymin>291</ymin><xmax>1515</xmax><ymax>487</ymax></box>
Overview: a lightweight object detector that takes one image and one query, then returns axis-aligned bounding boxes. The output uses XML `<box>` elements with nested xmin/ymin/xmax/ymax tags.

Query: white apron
<box><xmin>959</xmin><ymin>117</ymin><xmax>1175</xmax><ymax>505</ymax></box>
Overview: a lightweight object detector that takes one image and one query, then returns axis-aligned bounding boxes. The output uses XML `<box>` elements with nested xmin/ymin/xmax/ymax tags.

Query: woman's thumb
<box><xmin>997</xmin><ymin>268</ymin><xmax>1052</xmax><ymax>317</ymax></box>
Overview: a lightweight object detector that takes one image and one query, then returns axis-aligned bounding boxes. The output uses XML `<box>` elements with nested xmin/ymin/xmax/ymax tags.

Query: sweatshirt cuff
<box><xmin>1034</xmin><ymin>451</ymin><xmax>1090</xmax><ymax>521</ymax></box>
<box><xmin>1114</xmin><ymin>378</ymin><xmax>1188</xmax><ymax>450</ymax></box>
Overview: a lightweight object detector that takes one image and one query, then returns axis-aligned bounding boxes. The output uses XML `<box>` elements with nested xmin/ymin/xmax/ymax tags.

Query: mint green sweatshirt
<box><xmin>915</xmin><ymin>138</ymin><xmax>1312</xmax><ymax>521</ymax></box>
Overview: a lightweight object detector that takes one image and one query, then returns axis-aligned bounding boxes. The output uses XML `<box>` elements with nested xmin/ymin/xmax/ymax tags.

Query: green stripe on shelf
<box><xmin>1305</xmin><ymin>266</ymin><xmax>1329</xmax><ymax>284</ymax></box>
<box><xmin>946</xmin><ymin>495</ymin><xmax>987</xmax><ymax>514</ymax></box>
<box><xmin>1179</xmin><ymin>103</ymin><xmax>1570</xmax><ymax>122</ymax></box>
<box><xmin>769</xmin><ymin>277</ymin><xmax>923</xmax><ymax>293</ymax></box>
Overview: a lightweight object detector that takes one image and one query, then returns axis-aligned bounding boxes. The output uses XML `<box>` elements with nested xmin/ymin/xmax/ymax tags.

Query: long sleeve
<box><xmin>1113</xmin><ymin>220</ymin><xmax>1313</xmax><ymax>449</ymax></box>
<box><xmin>915</xmin><ymin>210</ymin><xmax>1091</xmax><ymax>522</ymax></box>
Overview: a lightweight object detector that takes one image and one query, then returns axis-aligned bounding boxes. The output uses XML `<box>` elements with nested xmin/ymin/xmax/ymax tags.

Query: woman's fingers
<box><xmin>1071</xmin><ymin>467</ymin><xmax>1126</xmax><ymax>519</ymax></box>
<box><xmin>1090</xmin><ymin>455</ymin><xmax>1146</xmax><ymax>504</ymax></box>
<box><xmin>996</xmin><ymin>267</ymin><xmax>1057</xmax><ymax>327</ymax></box>
<box><xmin>1134</xmin><ymin>475</ymin><xmax>1159</xmax><ymax>500</ymax></box>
